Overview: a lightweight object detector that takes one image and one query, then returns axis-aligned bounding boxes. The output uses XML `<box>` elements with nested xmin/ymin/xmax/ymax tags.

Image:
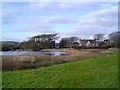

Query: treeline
<box><xmin>1</xmin><ymin>31</ymin><xmax>120</xmax><ymax>51</ymax></box>
<box><xmin>19</xmin><ymin>34</ymin><xmax>59</xmax><ymax>51</ymax></box>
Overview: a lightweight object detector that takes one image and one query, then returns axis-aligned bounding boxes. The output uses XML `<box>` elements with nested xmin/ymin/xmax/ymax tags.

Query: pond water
<box><xmin>0</xmin><ymin>51</ymin><xmax>69</xmax><ymax>56</ymax></box>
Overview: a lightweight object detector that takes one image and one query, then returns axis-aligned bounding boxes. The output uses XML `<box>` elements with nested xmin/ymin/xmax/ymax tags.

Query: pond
<box><xmin>0</xmin><ymin>51</ymin><xmax>69</xmax><ymax>56</ymax></box>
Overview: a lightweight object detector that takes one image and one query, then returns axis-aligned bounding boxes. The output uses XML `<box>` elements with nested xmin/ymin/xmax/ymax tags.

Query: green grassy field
<box><xmin>2</xmin><ymin>52</ymin><xmax>118</xmax><ymax>88</ymax></box>
<box><xmin>0</xmin><ymin>41</ymin><xmax>18</xmax><ymax>46</ymax></box>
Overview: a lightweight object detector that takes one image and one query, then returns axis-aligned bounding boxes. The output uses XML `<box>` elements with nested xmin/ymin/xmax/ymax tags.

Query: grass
<box><xmin>2</xmin><ymin>52</ymin><xmax>118</xmax><ymax>88</ymax></box>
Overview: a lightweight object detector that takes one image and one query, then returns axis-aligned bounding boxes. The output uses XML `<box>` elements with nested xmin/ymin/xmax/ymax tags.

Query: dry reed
<box><xmin>2</xmin><ymin>49</ymin><xmax>103</xmax><ymax>71</ymax></box>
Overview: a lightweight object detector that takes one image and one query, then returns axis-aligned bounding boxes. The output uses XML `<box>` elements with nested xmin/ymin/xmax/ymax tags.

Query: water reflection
<box><xmin>0</xmin><ymin>51</ymin><xmax>69</xmax><ymax>56</ymax></box>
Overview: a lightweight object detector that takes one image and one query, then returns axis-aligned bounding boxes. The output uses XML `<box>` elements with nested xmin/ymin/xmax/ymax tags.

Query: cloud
<box><xmin>2</xmin><ymin>2</ymin><xmax>116</xmax><ymax>25</ymax></box>
<box><xmin>2</xmin><ymin>4</ymin><xmax>18</xmax><ymax>24</ymax></box>
<box><xmin>6</xmin><ymin>4</ymin><xmax>118</xmax><ymax>38</ymax></box>
<box><xmin>2</xmin><ymin>2</ymin><xmax>118</xmax><ymax>41</ymax></box>
<box><xmin>28</xmin><ymin>2</ymin><xmax>116</xmax><ymax>11</ymax></box>
<box><xmin>12</xmin><ymin>15</ymin><xmax>77</xmax><ymax>34</ymax></box>
<box><xmin>1</xmin><ymin>0</ymin><xmax>119</xmax><ymax>2</ymax></box>
<box><xmin>22</xmin><ymin>16</ymin><xmax>77</xmax><ymax>25</ymax></box>
<box><xmin>2</xmin><ymin>2</ymin><xmax>27</xmax><ymax>24</ymax></box>
<box><xmin>28</xmin><ymin>2</ymin><xmax>58</xmax><ymax>10</ymax></box>
<box><xmin>60</xmin><ymin>5</ymin><xmax>118</xmax><ymax>39</ymax></box>
<box><xmin>17</xmin><ymin>24</ymin><xmax>56</xmax><ymax>33</ymax></box>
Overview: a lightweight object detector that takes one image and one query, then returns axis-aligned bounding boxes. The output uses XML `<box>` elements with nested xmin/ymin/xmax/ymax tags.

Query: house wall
<box><xmin>79</xmin><ymin>40</ymin><xmax>96</xmax><ymax>47</ymax></box>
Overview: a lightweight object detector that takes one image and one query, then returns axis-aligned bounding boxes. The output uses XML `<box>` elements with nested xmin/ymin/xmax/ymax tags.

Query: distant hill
<box><xmin>0</xmin><ymin>41</ymin><xmax>19</xmax><ymax>51</ymax></box>
<box><xmin>0</xmin><ymin>41</ymin><xmax>18</xmax><ymax>45</ymax></box>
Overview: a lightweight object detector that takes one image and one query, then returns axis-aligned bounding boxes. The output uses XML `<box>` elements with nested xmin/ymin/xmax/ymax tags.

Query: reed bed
<box><xmin>2</xmin><ymin>49</ymin><xmax>103</xmax><ymax>71</ymax></box>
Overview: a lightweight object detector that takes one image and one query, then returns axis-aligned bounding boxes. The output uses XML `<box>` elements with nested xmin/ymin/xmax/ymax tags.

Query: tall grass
<box><xmin>2</xmin><ymin>49</ymin><xmax>103</xmax><ymax>71</ymax></box>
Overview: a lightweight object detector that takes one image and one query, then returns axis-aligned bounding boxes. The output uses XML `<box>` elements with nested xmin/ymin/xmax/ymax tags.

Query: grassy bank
<box><xmin>2</xmin><ymin>52</ymin><xmax>118</xmax><ymax>88</ymax></box>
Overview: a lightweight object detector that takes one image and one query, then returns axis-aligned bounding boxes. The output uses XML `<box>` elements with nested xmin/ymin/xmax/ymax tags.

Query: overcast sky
<box><xmin>2</xmin><ymin>1</ymin><xmax>118</xmax><ymax>42</ymax></box>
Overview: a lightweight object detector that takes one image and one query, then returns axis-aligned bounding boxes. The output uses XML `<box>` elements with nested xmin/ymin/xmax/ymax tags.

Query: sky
<box><xmin>1</xmin><ymin>1</ymin><xmax>118</xmax><ymax>42</ymax></box>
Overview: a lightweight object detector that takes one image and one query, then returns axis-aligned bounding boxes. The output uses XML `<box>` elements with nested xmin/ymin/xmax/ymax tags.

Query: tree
<box><xmin>20</xmin><ymin>33</ymin><xmax>59</xmax><ymax>50</ymax></box>
<box><xmin>59</xmin><ymin>37</ymin><xmax>79</xmax><ymax>48</ymax></box>
<box><xmin>68</xmin><ymin>37</ymin><xmax>78</xmax><ymax>44</ymax></box>
<box><xmin>109</xmin><ymin>31</ymin><xmax>120</xmax><ymax>48</ymax></box>
<box><xmin>20</xmin><ymin>41</ymin><xmax>40</xmax><ymax>50</ymax></box>
<box><xmin>1</xmin><ymin>41</ymin><xmax>19</xmax><ymax>51</ymax></box>
<box><xmin>59</xmin><ymin>38</ymin><xmax>70</xmax><ymax>48</ymax></box>
<box><xmin>72</xmin><ymin>42</ymin><xmax>79</xmax><ymax>48</ymax></box>
<box><xmin>68</xmin><ymin>37</ymin><xmax>79</xmax><ymax>48</ymax></box>
<box><xmin>94</xmin><ymin>33</ymin><xmax>104</xmax><ymax>41</ymax></box>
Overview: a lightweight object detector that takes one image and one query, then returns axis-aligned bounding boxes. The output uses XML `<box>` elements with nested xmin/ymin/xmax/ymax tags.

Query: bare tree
<box><xmin>68</xmin><ymin>37</ymin><xmax>79</xmax><ymax>48</ymax></box>
<box><xmin>109</xmin><ymin>31</ymin><xmax>120</xmax><ymax>48</ymax></box>
<box><xmin>94</xmin><ymin>33</ymin><xmax>104</xmax><ymax>41</ymax></box>
<box><xmin>59</xmin><ymin>37</ymin><xmax>79</xmax><ymax>48</ymax></box>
